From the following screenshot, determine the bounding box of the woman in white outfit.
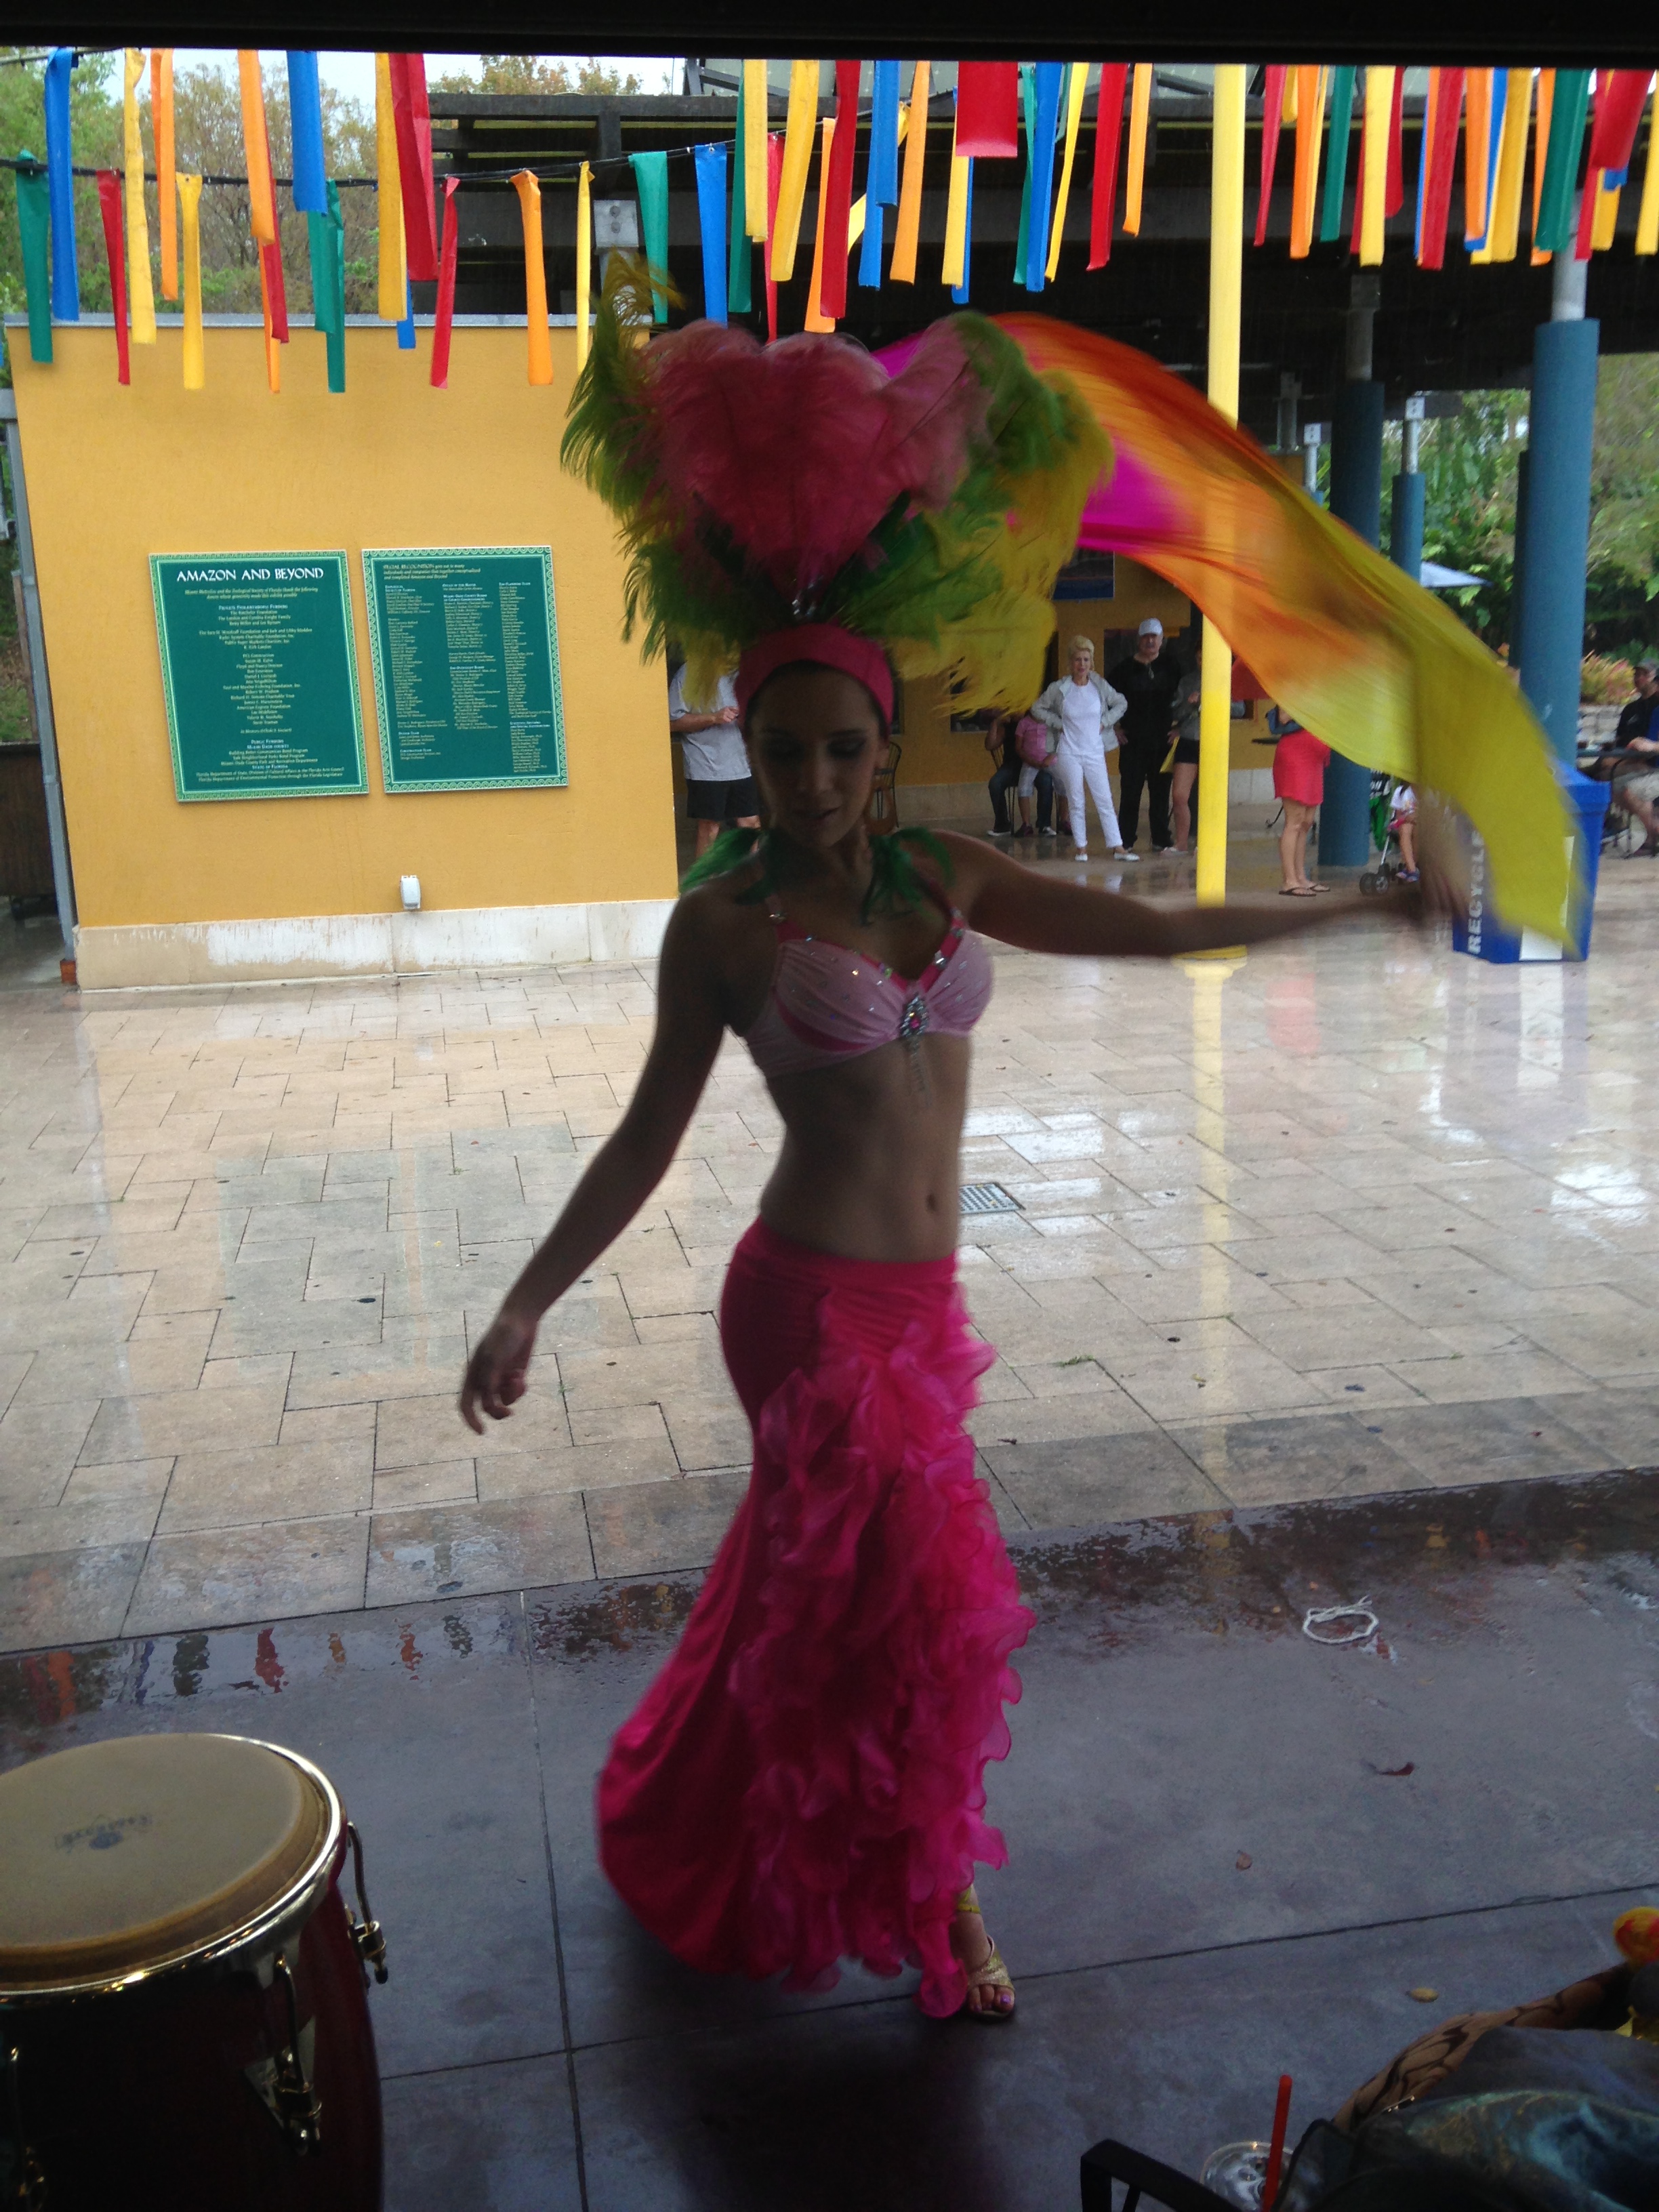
[1033,638,1134,861]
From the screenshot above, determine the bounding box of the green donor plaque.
[362,546,567,794]
[149,552,367,802]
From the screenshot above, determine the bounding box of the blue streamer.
[397,275,415,350]
[44,47,78,321]
[286,53,328,212]
[951,159,975,306]
[1471,71,1508,251]
[858,199,885,287]
[1025,62,1063,291]
[695,140,729,324]
[868,59,901,204]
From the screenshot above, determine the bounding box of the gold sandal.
[954,1889,1016,2023]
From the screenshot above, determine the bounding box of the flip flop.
[1279,886,1317,897]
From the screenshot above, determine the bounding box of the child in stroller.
[1359,778,1418,893]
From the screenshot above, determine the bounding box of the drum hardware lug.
[0,2047,46,2211]
[266,1952,322,2155]
[346,1822,389,1984]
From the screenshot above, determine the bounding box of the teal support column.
[1322,374,1385,864]
[1517,266,1598,760]
[1389,396,1425,578]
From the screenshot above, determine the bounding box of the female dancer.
[459,269,1427,2023]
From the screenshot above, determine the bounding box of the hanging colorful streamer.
[1484,69,1532,262]
[178,173,203,388]
[1358,68,1393,264]
[1089,62,1128,267]
[890,60,930,283]
[1021,62,1063,291]
[374,55,405,320]
[630,150,670,323]
[258,246,281,392]
[1385,67,1405,216]
[1046,60,1088,279]
[512,171,553,384]
[1418,67,1465,269]
[152,49,177,302]
[14,159,51,364]
[94,171,129,386]
[238,52,276,244]
[389,54,438,281]
[1289,64,1324,258]
[123,50,156,344]
[742,58,769,239]
[287,52,328,213]
[1589,67,1650,181]
[261,224,289,345]
[804,117,836,331]
[860,58,901,288]
[818,61,860,321]
[430,177,459,387]
[729,73,752,314]
[44,48,79,321]
[942,98,970,289]
[771,58,819,283]
[576,161,593,367]
[952,159,976,306]
[1536,68,1591,252]
[1123,62,1153,234]
[1012,66,1037,289]
[307,181,347,392]
[1318,66,1355,243]
[1532,70,1555,260]
[694,140,729,323]
[1000,315,1576,945]
[955,62,1018,157]
[1254,64,1286,247]
[764,131,782,342]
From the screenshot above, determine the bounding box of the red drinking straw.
[1263,2074,1293,2207]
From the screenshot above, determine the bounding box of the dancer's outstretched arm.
[459,898,726,1431]
[937,830,1446,960]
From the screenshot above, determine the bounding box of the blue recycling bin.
[1454,763,1607,964]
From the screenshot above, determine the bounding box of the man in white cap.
[1107,617,1184,853]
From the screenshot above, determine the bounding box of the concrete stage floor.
[3,1467,1655,2211]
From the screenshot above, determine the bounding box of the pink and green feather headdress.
[560,257,1108,716]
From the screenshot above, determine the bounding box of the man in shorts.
[668,666,760,857]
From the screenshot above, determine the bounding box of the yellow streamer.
[805,119,836,331]
[152,49,177,302]
[258,248,281,392]
[375,55,405,321]
[238,52,276,245]
[1638,88,1659,253]
[1124,63,1153,234]
[942,120,970,289]
[123,50,157,344]
[1046,60,1089,279]
[890,61,930,282]
[1486,68,1533,262]
[743,59,769,239]
[512,172,553,386]
[1532,70,1555,263]
[1283,68,1298,126]
[576,161,592,370]
[771,58,819,283]
[1359,66,1393,266]
[1593,170,1622,251]
[178,173,203,388]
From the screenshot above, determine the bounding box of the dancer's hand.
[459,1303,539,1433]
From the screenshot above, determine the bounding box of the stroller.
[1357,776,1409,896]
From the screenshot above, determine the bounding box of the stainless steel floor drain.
[960,1182,1022,1216]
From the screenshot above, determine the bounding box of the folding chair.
[1080,2139,1234,2211]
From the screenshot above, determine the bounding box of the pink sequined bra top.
[739,886,994,1082]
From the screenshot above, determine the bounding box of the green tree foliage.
[430,56,647,96]
[0,47,121,331]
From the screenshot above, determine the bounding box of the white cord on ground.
[1302,1596,1378,1646]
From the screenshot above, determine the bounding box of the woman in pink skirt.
[1270,704,1334,895]
[459,266,1420,2022]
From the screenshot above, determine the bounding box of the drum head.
[0,1734,334,1992]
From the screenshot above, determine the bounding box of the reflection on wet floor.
[3,1469,1655,2210]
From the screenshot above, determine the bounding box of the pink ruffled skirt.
[596,1218,1032,2017]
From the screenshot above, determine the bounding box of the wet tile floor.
[4,834,1659,1654]
[3,1468,1655,2210]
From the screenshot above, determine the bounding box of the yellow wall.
[12,325,675,930]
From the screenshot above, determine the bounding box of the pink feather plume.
[642,319,989,599]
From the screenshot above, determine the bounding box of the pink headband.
[735,624,895,725]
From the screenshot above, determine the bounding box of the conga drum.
[0,1734,388,2211]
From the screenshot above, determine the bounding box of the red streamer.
[1254,64,1286,247]
[1588,65,1650,178]
[430,176,459,388]
[955,61,1018,157]
[763,130,782,344]
[260,206,289,345]
[389,52,438,281]
[94,170,129,384]
[1418,67,1466,270]
[1088,63,1128,268]
[1386,68,1406,215]
[819,60,860,321]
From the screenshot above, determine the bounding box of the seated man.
[1613,661,1659,855]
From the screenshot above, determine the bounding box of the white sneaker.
[987,826,1012,838]
[1111,848,1141,862]
[1072,847,1088,859]
[1039,826,1057,837]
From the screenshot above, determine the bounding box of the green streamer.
[728,77,752,314]
[1535,68,1592,254]
[14,155,52,363]
[1014,65,1036,289]
[307,181,347,392]
[1319,67,1356,244]
[630,150,670,323]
